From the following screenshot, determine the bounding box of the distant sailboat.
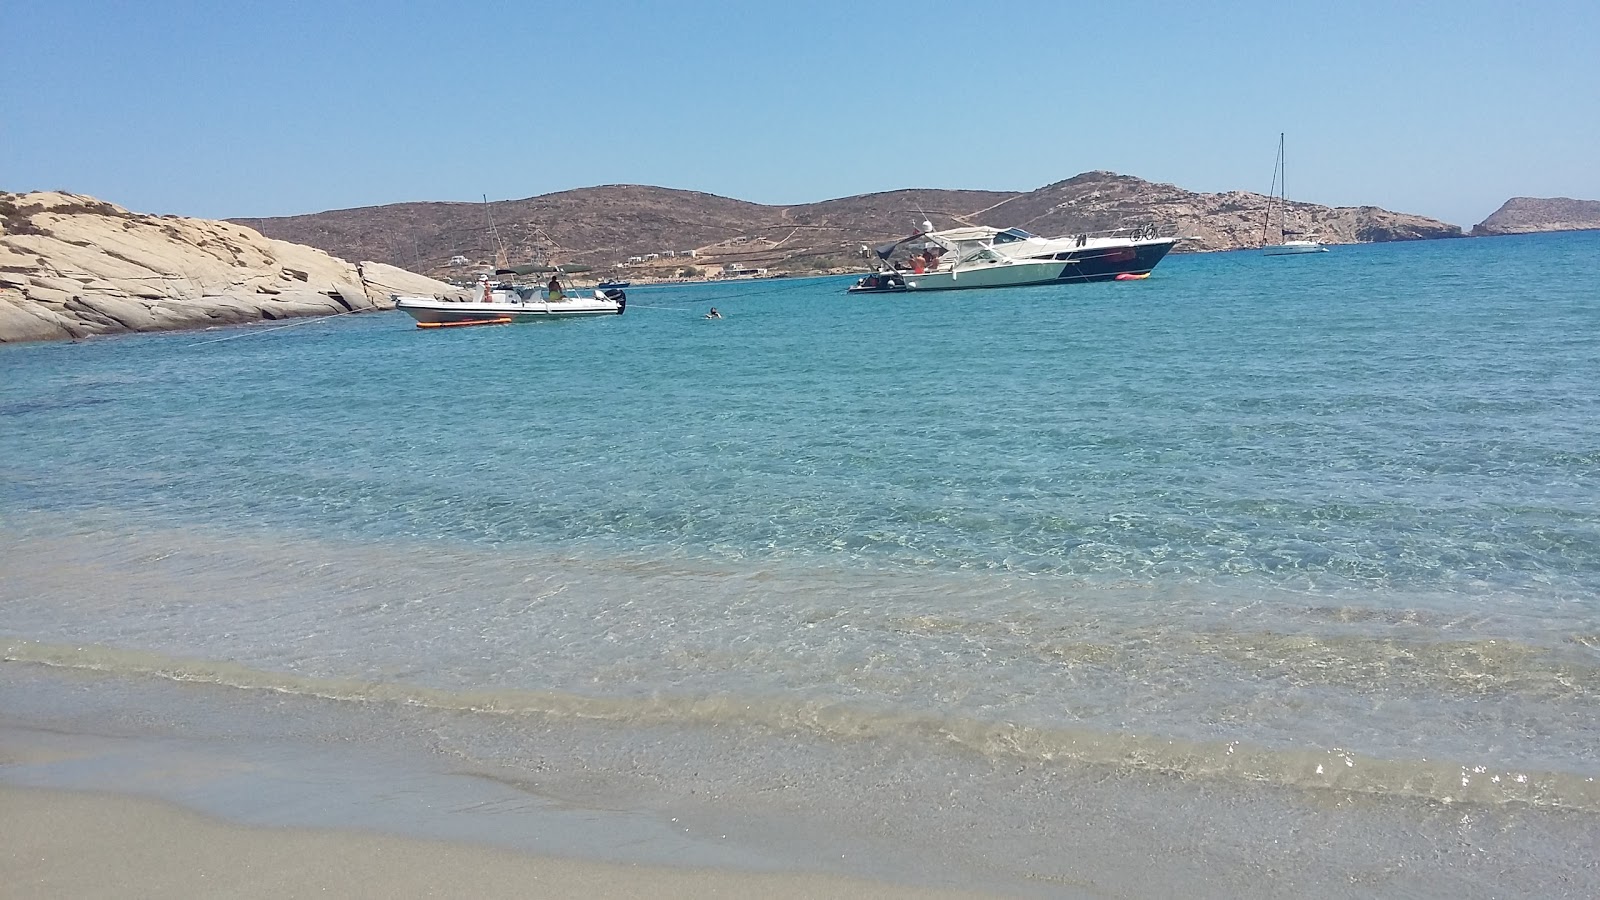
[1262,133,1328,255]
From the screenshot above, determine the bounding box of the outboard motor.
[602,288,626,314]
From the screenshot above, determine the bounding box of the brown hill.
[1472,197,1600,235]
[232,173,1463,279]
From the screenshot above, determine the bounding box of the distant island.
[1472,197,1600,236]
[232,172,1464,282]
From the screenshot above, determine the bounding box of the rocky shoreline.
[0,192,464,344]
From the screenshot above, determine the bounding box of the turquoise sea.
[3,231,1599,896]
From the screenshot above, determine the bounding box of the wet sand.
[1,785,994,899]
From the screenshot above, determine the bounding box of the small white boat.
[1263,239,1329,256]
[849,223,1181,293]
[1261,133,1328,255]
[394,281,625,326]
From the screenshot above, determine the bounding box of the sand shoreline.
[6,605,1600,898]
[0,784,994,899]
[3,647,1060,899]
[1,666,1028,899]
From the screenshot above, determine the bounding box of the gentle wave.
[8,638,1596,812]
[879,612,1600,699]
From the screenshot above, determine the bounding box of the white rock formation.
[0,192,467,342]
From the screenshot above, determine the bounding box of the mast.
[1280,133,1287,230]
[1261,132,1285,246]
[1278,133,1286,243]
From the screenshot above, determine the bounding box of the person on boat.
[922,248,939,270]
[705,307,722,319]
[546,275,564,302]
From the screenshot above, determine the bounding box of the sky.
[3,1,1597,228]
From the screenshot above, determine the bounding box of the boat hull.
[900,239,1177,291]
[394,295,624,325]
[1263,241,1328,255]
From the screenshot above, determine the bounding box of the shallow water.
[3,232,1599,894]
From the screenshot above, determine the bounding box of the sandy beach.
[1,784,994,899]
[0,662,1077,899]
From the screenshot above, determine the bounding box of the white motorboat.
[849,223,1181,293]
[394,280,625,327]
[1261,133,1328,255]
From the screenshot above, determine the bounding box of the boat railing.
[1055,223,1184,243]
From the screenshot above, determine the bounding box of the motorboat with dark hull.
[395,282,625,326]
[849,224,1182,293]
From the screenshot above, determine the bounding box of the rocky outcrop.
[1472,197,1600,236]
[0,192,465,343]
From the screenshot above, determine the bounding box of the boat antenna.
[483,194,510,270]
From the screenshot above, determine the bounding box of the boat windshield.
[993,228,1037,244]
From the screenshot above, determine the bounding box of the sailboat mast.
[1261,133,1286,246]
[1276,133,1288,242]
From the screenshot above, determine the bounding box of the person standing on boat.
[546,274,564,302]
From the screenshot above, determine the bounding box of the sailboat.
[1261,133,1328,255]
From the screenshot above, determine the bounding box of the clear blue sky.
[4,1,1596,227]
